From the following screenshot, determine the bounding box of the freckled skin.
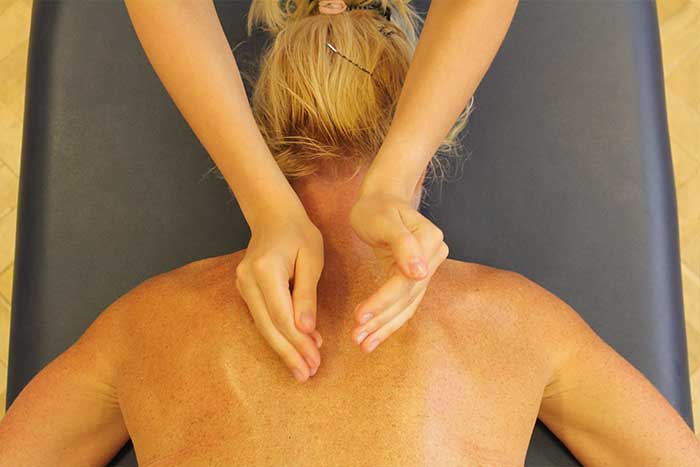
[3,164,698,466]
[2,248,698,466]
[114,253,555,466]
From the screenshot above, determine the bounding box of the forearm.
[124,0,303,227]
[363,0,519,199]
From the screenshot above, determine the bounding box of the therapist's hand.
[235,206,324,383]
[349,190,449,353]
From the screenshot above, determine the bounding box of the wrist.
[361,138,432,202]
[359,163,420,202]
[245,186,308,234]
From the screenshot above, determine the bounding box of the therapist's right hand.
[235,207,324,383]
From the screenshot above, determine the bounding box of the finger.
[355,241,449,324]
[236,274,311,382]
[353,238,444,325]
[397,208,445,278]
[352,279,423,346]
[380,208,428,280]
[408,213,446,261]
[361,287,428,353]
[291,246,323,333]
[352,241,448,344]
[255,264,322,371]
[353,272,415,324]
[311,329,323,349]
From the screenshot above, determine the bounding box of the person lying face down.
[2,1,700,465]
[1,155,699,466]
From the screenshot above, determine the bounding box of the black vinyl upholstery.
[6,1,691,465]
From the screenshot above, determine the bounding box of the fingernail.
[301,312,315,329]
[360,312,373,324]
[366,338,379,352]
[409,258,427,277]
[293,368,306,382]
[310,366,318,376]
[313,334,323,348]
[305,357,317,369]
[356,331,368,344]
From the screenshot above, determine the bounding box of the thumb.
[384,209,428,280]
[291,246,323,333]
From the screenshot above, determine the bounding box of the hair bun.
[247,1,403,37]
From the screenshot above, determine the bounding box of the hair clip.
[321,2,395,79]
[326,42,374,77]
[378,24,395,37]
[346,1,391,21]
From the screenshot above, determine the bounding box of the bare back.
[115,252,561,466]
[3,249,697,466]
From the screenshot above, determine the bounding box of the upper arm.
[0,296,131,466]
[536,291,700,466]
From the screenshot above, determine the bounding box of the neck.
[291,165,380,288]
[291,162,425,297]
[289,162,423,326]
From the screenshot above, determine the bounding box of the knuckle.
[268,305,291,329]
[276,314,302,340]
[251,257,272,275]
[235,263,248,281]
[397,230,415,247]
[432,226,444,244]
[441,241,450,259]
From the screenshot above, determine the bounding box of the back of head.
[245,0,471,184]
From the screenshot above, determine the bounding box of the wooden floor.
[0,0,698,437]
[658,0,700,432]
[0,0,29,419]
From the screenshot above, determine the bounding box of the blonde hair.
[243,0,472,185]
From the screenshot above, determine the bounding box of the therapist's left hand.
[348,190,449,353]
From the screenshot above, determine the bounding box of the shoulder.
[117,250,245,315]
[434,259,593,376]
[83,250,247,372]
[128,251,244,299]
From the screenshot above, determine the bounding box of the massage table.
[6,1,691,465]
